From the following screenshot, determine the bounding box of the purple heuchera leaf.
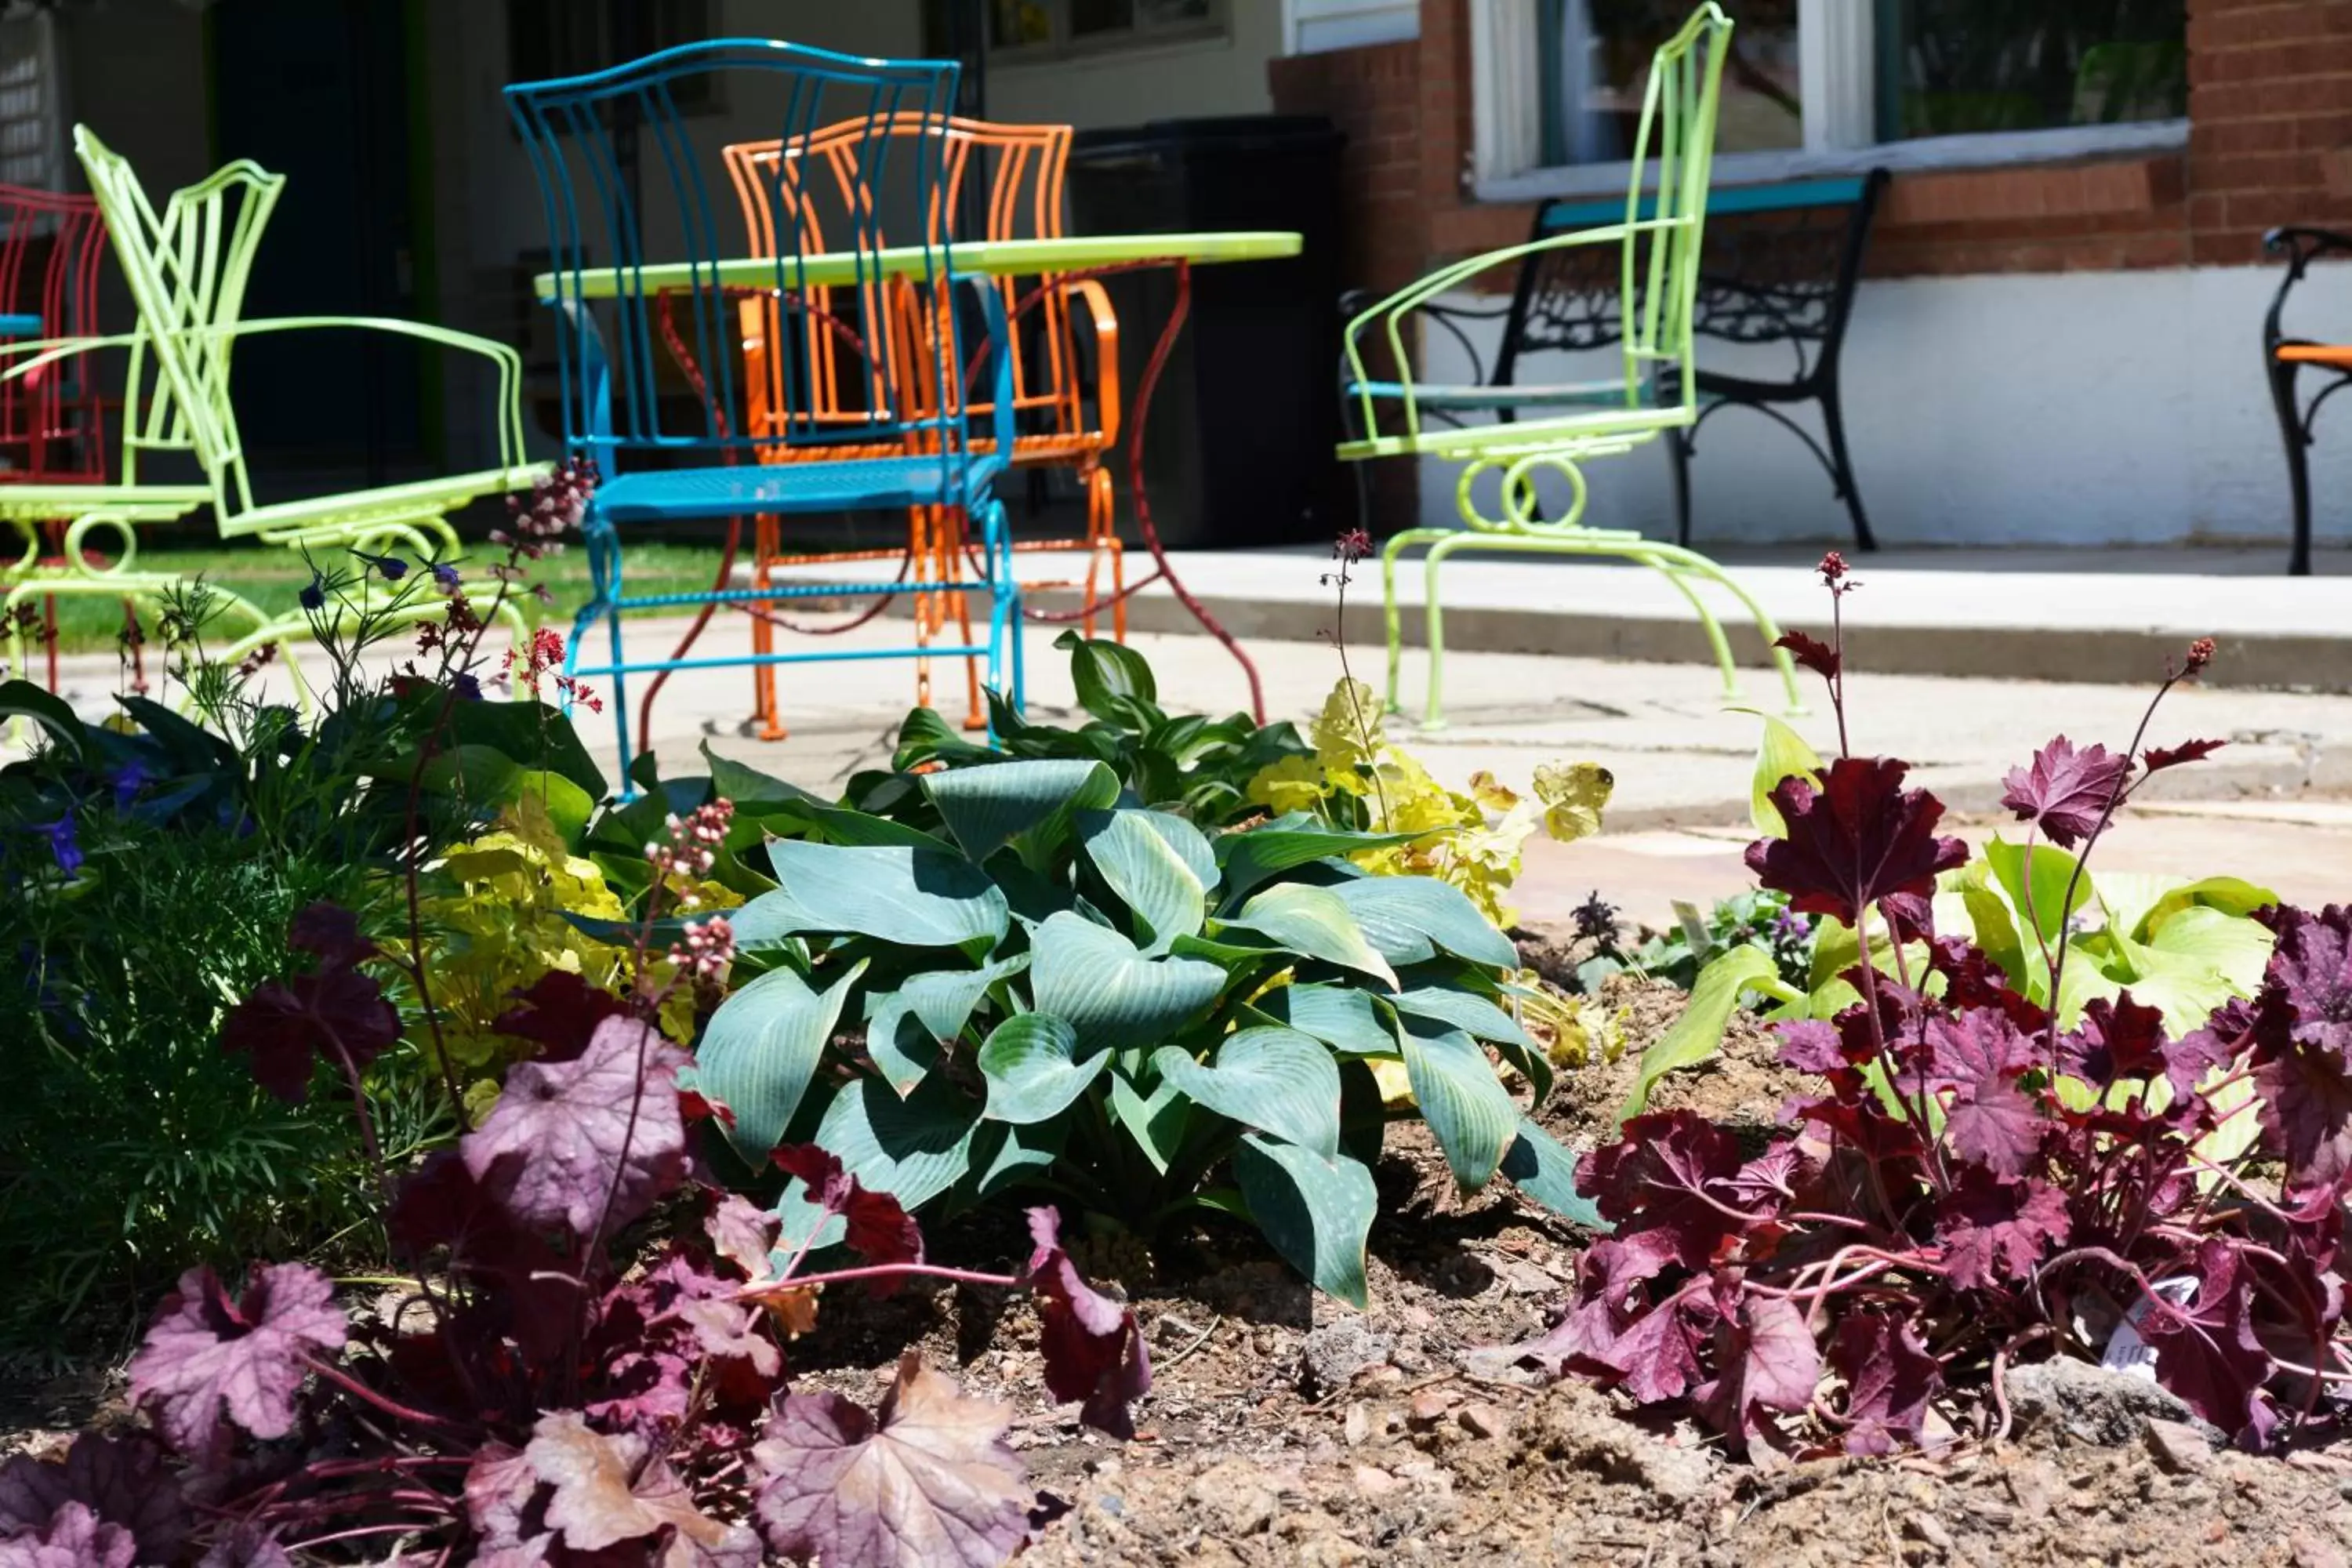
[705,1192,782,1281]
[0,1434,187,1563]
[521,1412,760,1566]
[194,1526,294,1568]
[461,1016,689,1241]
[752,1352,1030,1568]
[2258,904,2352,1065]
[1830,1312,1940,1455]
[2256,1045,2352,1192]
[1999,735,2129,848]
[772,1144,924,1295]
[1917,1011,2046,1180]
[1773,1019,1848,1074]
[1596,1288,1714,1405]
[1746,757,1967,927]
[1693,1287,1821,1449]
[1512,1232,1678,1377]
[1936,1168,2071,1289]
[1024,1207,1152,1439]
[218,969,400,1104]
[492,969,631,1064]
[1577,1110,1760,1269]
[0,1503,135,1568]
[2140,1240,2272,1437]
[127,1263,347,1461]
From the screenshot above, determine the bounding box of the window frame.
[1468,0,2188,204]
[931,0,1233,66]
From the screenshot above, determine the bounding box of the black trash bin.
[1066,115,1346,550]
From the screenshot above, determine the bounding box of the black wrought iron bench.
[2263,227,2352,576]
[1389,170,1891,551]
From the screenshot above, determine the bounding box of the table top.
[534,230,1301,302]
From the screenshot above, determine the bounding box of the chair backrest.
[0,183,111,483]
[1613,2,1732,409]
[724,115,1080,434]
[506,41,974,478]
[74,125,281,523]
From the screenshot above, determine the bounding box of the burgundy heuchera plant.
[1528,558,2350,1454]
[1,822,1146,1567]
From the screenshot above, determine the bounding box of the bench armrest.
[206,316,529,470]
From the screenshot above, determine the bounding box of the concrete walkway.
[23,601,2352,928]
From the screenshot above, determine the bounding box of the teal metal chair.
[1338,2,1800,728]
[506,40,1022,772]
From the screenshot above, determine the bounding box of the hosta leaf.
[1214,816,1415,900]
[1030,911,1227,1051]
[1080,808,1211,951]
[697,959,870,1158]
[699,740,825,808]
[978,1014,1108,1125]
[1232,1136,1377,1308]
[1945,860,2030,996]
[1396,1016,1519,1192]
[1749,714,1823,838]
[1985,837,2092,953]
[1621,946,1784,1122]
[814,1076,982,1211]
[962,1119,1068,1201]
[2142,876,2281,934]
[1056,628,1158,720]
[864,956,1029,1096]
[923,758,1118,863]
[1223,883,1398,989]
[1107,1069,1189,1175]
[1152,1025,1341,1158]
[1261,983,1397,1058]
[750,798,953,851]
[1328,875,1518,971]
[1497,1119,1608,1229]
[1391,987,1537,1051]
[753,841,1008,951]
[2096,909,2274,1035]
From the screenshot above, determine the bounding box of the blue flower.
[451,671,484,702]
[430,561,462,591]
[107,757,150,810]
[299,575,327,613]
[35,815,81,877]
[354,550,409,583]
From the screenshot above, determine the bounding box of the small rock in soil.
[2143,1418,2212,1474]
[1189,1459,1279,1536]
[2003,1359,2224,1448]
[1456,1403,1510,1440]
[1407,1388,1457,1430]
[1298,1319,1394,1399]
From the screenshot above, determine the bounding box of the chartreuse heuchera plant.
[1533,556,2352,1454]
[682,728,1595,1308]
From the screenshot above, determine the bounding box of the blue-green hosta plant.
[679,752,1594,1306]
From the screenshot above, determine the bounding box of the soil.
[10,930,2352,1565]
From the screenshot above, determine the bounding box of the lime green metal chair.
[0,128,548,687]
[1338,2,1799,728]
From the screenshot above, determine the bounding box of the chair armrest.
[0,331,145,385]
[959,276,1017,464]
[1058,276,1120,448]
[1343,219,1680,451]
[206,316,529,470]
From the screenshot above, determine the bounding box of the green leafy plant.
[671,750,1592,1306]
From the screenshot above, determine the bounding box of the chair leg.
[1818,383,1877,554]
[1665,428,1694,550]
[751,513,786,742]
[2270,358,2315,578]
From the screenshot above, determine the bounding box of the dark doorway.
[211,0,424,487]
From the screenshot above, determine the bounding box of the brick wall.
[1272,0,2352,292]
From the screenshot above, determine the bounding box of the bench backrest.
[1498,169,1888,383]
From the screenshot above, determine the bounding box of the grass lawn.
[34,543,734,655]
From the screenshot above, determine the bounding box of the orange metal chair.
[723,114,1122,737]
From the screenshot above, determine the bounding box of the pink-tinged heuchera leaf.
[1693,1289,1821,1448]
[1830,1312,1940,1455]
[1595,1287,1714,1406]
[461,1016,690,1241]
[1931,938,2051,1033]
[751,1352,1031,1568]
[127,1263,347,1461]
[1915,1011,2046,1180]
[1024,1207,1152,1439]
[1745,757,1967,927]
[218,968,400,1104]
[492,969,632,1063]
[2257,905,2352,1065]
[0,1502,135,1568]
[2140,1240,2272,1436]
[2060,993,2170,1092]
[0,1435,187,1565]
[520,1412,760,1566]
[1773,1019,1849,1074]
[1999,735,2129,848]
[706,1192,782,1281]
[1774,630,1840,681]
[2142,738,2226,775]
[194,1526,294,1568]
[1935,1168,2071,1289]
[2256,1045,2352,1190]
[1577,1111,1760,1269]
[1512,1233,1678,1375]
[772,1145,924,1294]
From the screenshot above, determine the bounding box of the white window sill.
[1472,119,2188,205]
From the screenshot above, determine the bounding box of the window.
[1485,0,2187,191]
[920,0,1228,61]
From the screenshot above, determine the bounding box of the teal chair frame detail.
[1338,3,1800,728]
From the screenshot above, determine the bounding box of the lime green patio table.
[534,230,1302,723]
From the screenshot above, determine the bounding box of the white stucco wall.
[1410,264,2352,550]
